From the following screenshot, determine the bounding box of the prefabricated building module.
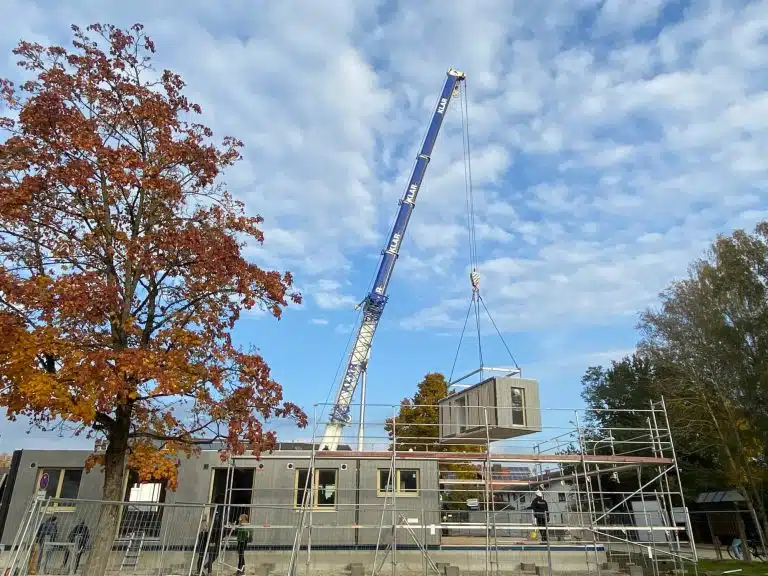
[438,376,542,444]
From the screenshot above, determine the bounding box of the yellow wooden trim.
[208,467,217,504]
[293,468,338,511]
[376,468,393,497]
[37,468,82,510]
[376,468,420,498]
[397,469,420,497]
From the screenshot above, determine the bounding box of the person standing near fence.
[236,513,252,575]
[33,515,58,574]
[204,507,224,575]
[195,516,210,575]
[61,519,90,571]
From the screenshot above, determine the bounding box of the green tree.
[385,372,447,451]
[385,373,483,511]
[639,223,768,538]
[579,354,726,495]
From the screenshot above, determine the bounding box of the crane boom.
[321,68,466,450]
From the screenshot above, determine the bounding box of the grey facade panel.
[1,450,102,546]
[0,450,441,548]
[494,377,541,431]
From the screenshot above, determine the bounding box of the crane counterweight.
[320,69,466,451]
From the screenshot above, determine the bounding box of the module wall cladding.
[0,450,442,548]
[438,377,542,442]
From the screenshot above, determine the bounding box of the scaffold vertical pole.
[372,436,397,576]
[649,402,682,574]
[392,405,398,576]
[483,407,500,576]
[306,409,320,576]
[289,405,320,576]
[570,440,591,575]
[646,419,666,576]
[660,396,701,564]
[575,411,601,576]
[637,465,659,576]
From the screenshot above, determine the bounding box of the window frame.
[376,469,420,498]
[510,387,526,427]
[455,396,467,433]
[208,467,255,524]
[37,468,82,511]
[117,470,168,539]
[294,468,338,511]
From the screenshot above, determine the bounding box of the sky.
[1,0,767,451]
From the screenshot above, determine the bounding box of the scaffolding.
[210,397,700,576]
[0,400,699,576]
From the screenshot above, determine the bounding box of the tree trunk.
[85,412,130,575]
[703,396,768,553]
[740,487,768,555]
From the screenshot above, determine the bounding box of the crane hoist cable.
[448,78,519,384]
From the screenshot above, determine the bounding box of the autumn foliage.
[0,23,306,499]
[386,373,483,510]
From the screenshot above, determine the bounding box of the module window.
[295,468,337,510]
[377,469,420,497]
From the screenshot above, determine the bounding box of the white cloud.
[1,0,767,338]
[335,323,355,335]
[310,318,329,326]
[310,279,359,310]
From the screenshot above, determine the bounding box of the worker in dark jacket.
[528,490,550,542]
[61,520,89,571]
[35,515,58,572]
[195,517,210,575]
[204,507,224,574]
[195,509,224,575]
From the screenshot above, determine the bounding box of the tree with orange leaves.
[0,23,307,573]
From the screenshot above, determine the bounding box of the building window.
[558,492,567,503]
[120,470,166,538]
[511,388,525,426]
[210,468,254,523]
[295,469,337,510]
[37,469,82,509]
[377,469,420,497]
[519,495,526,504]
[378,469,393,495]
[399,470,419,494]
[456,396,467,433]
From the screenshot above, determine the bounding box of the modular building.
[0,446,441,550]
[438,376,542,443]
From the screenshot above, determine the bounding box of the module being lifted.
[438,376,542,444]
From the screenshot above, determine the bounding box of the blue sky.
[1,0,768,451]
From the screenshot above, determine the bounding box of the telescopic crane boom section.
[321,68,466,451]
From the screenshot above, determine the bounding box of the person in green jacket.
[236,513,252,575]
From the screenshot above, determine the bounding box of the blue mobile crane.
[320,68,466,451]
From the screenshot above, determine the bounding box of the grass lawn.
[693,559,768,575]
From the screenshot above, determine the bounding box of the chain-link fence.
[3,497,219,575]
[1,495,701,576]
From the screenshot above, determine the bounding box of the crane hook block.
[470,270,480,291]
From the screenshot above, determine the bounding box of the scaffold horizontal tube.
[312,450,674,465]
